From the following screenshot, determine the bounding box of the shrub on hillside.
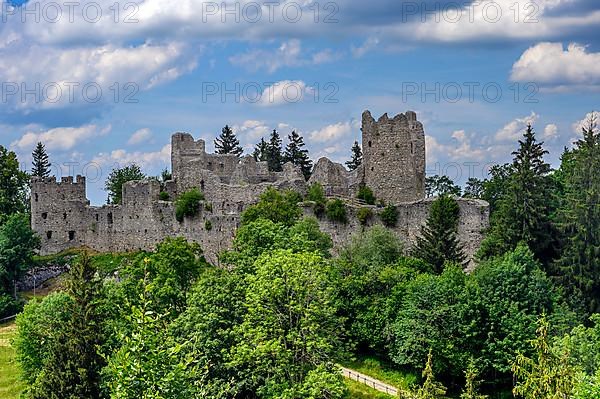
[326,199,347,223]
[357,185,376,205]
[175,188,204,222]
[357,207,373,226]
[380,205,399,227]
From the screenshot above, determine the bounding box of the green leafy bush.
[380,205,399,227]
[205,219,212,231]
[175,188,204,222]
[357,207,373,225]
[204,202,213,212]
[357,185,376,205]
[326,199,347,223]
[159,191,170,201]
[241,187,302,227]
[307,183,326,216]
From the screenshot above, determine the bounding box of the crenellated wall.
[31,110,489,266]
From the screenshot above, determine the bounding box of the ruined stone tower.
[361,110,426,203]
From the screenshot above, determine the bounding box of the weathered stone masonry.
[31,110,489,267]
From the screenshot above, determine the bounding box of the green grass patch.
[0,322,24,399]
[345,378,394,399]
[90,252,139,274]
[342,355,417,391]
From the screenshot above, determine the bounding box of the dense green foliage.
[413,195,466,273]
[105,164,146,205]
[326,198,347,223]
[27,253,105,399]
[478,124,556,266]
[357,185,376,205]
[214,125,243,156]
[380,204,398,227]
[306,182,327,215]
[175,188,204,222]
[554,117,600,315]
[0,214,40,300]
[0,145,29,220]
[357,207,373,225]
[31,142,51,178]
[241,187,302,226]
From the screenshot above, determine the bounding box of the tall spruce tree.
[413,195,466,273]
[478,124,556,266]
[253,138,269,162]
[345,141,362,171]
[266,129,283,172]
[555,115,600,315]
[283,130,313,180]
[30,253,105,399]
[214,125,243,156]
[31,142,51,178]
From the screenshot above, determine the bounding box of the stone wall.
[362,110,426,203]
[31,110,490,267]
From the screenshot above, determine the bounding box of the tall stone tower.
[361,110,426,203]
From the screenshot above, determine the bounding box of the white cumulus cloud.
[128,128,153,145]
[495,112,539,142]
[11,124,112,151]
[308,121,354,143]
[511,42,600,90]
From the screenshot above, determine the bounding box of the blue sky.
[1,0,599,204]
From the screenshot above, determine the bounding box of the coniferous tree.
[31,142,51,178]
[345,141,362,171]
[512,315,577,399]
[417,350,447,399]
[266,129,283,172]
[461,358,487,399]
[413,195,466,273]
[555,115,600,315]
[478,124,556,266]
[253,138,269,162]
[30,253,105,399]
[214,125,243,156]
[283,130,313,180]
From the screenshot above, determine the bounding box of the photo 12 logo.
[401,81,539,104]
[201,81,339,104]
[1,1,339,24]
[1,1,140,23]
[1,81,140,105]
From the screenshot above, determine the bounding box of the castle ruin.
[31,110,489,267]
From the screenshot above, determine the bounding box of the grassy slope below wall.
[0,322,23,399]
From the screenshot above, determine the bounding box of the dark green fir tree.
[214,125,243,156]
[283,130,313,180]
[413,195,466,273]
[31,142,51,178]
[345,141,362,171]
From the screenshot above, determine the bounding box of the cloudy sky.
[1,0,599,204]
